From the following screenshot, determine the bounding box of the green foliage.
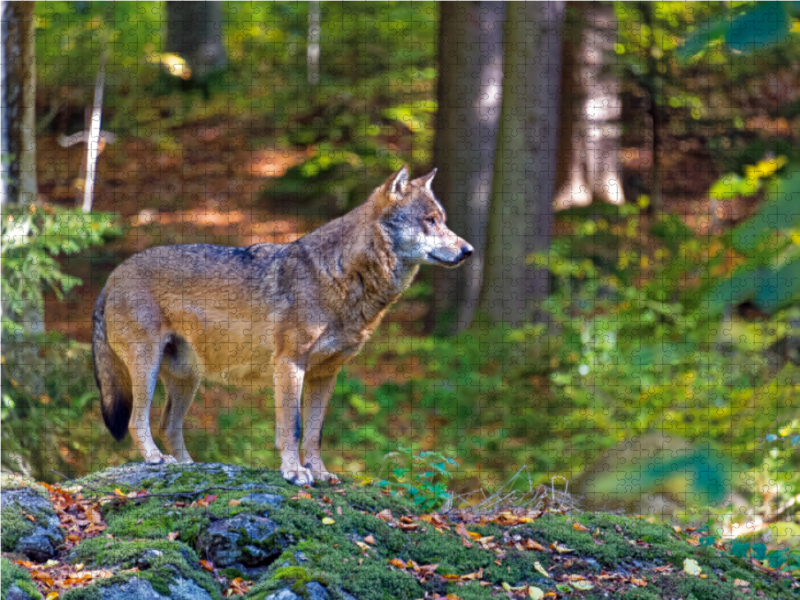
[679,2,797,61]
[1,206,122,479]
[377,446,458,512]
[1,206,122,326]
[704,162,800,315]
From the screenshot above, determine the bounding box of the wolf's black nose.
[460,244,474,260]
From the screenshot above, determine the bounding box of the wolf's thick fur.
[92,167,472,484]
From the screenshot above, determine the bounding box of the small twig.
[51,469,280,500]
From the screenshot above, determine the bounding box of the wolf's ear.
[382,165,409,198]
[411,168,437,192]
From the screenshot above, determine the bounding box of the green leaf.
[678,13,729,62]
[751,543,767,560]
[700,536,717,547]
[726,2,791,53]
[731,542,751,558]
[755,257,800,313]
[731,168,800,253]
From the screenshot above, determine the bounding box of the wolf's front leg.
[302,371,338,482]
[274,358,313,485]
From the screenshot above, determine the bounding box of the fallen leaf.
[534,561,550,578]
[355,541,370,552]
[229,499,242,506]
[46,593,59,600]
[389,558,406,569]
[529,586,544,600]
[683,558,702,576]
[364,534,376,545]
[631,577,647,586]
[31,570,54,587]
[322,517,336,525]
[734,579,750,587]
[572,522,589,532]
[200,560,215,572]
[526,539,547,551]
[551,542,573,554]
[167,531,179,541]
[571,581,594,591]
[376,509,393,522]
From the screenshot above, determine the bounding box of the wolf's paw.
[305,463,339,484]
[281,465,315,486]
[145,453,178,465]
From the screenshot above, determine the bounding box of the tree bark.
[307,1,321,86]
[1,0,37,206]
[428,1,505,335]
[553,2,624,210]
[165,1,227,80]
[481,1,565,327]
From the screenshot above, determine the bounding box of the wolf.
[92,166,473,485]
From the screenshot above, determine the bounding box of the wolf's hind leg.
[302,371,338,482]
[127,349,176,464]
[159,371,200,464]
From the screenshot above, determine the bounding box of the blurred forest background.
[5,0,800,562]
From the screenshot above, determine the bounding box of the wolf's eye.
[425,217,436,227]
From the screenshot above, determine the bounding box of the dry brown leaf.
[200,559,215,572]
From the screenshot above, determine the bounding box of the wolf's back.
[92,285,132,441]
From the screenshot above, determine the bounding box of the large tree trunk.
[165,1,227,80]
[480,2,564,327]
[1,0,45,449]
[553,2,624,210]
[1,0,37,206]
[427,1,505,335]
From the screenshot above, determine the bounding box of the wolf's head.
[374,166,473,268]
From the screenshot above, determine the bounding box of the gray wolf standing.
[93,166,473,485]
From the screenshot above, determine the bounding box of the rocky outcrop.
[1,463,797,600]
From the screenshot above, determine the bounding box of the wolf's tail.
[92,286,132,441]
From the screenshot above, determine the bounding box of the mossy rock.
[6,463,795,600]
[0,483,63,562]
[1,558,43,600]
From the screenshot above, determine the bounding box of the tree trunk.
[307,1,321,86]
[165,1,227,80]
[1,0,37,206]
[1,0,45,428]
[481,1,565,327]
[553,2,624,210]
[427,1,505,335]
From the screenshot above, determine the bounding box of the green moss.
[1,558,43,600]
[100,497,211,544]
[0,487,57,552]
[61,585,102,600]
[1,505,37,552]
[70,537,221,599]
[59,465,798,600]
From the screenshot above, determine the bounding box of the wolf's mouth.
[428,252,463,266]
